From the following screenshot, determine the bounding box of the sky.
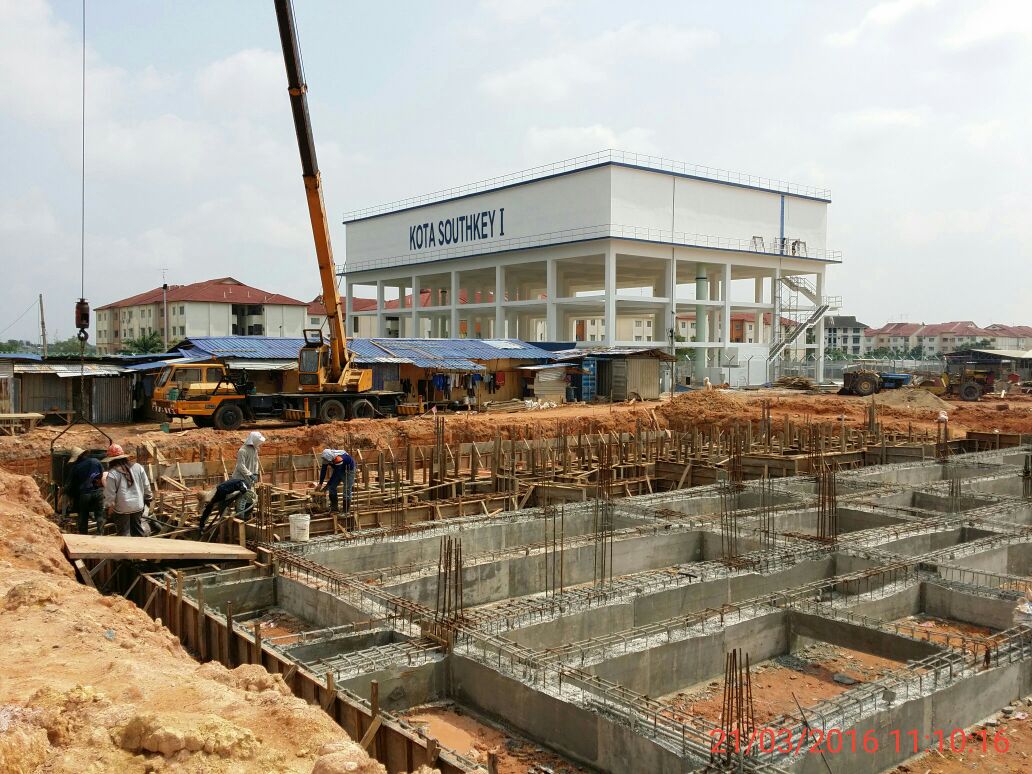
[1,0,1030,343]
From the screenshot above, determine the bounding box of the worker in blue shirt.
[64,446,105,534]
[316,449,356,513]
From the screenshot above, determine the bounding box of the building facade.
[861,320,1032,357]
[824,315,869,357]
[340,151,841,384]
[95,277,307,354]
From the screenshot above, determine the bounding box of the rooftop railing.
[342,149,832,222]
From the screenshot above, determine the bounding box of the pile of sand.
[657,390,748,428]
[0,470,423,774]
[872,388,953,412]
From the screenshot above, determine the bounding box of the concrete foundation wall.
[922,584,1015,631]
[199,577,276,616]
[586,611,788,696]
[794,661,1032,774]
[386,532,701,608]
[275,576,372,628]
[789,611,942,663]
[337,658,447,713]
[311,510,649,575]
[450,654,688,773]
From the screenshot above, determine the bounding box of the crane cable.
[78,0,87,419]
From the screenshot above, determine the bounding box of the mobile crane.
[151,0,400,430]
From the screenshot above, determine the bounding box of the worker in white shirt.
[230,431,265,516]
[103,444,153,537]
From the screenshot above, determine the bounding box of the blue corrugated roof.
[172,336,554,371]
[174,337,305,359]
[0,352,43,361]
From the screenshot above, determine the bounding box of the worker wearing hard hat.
[316,449,356,513]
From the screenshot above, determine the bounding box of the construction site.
[5,1,1032,772]
[4,388,1032,773]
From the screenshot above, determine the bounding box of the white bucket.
[289,513,311,543]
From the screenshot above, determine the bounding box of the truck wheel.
[854,375,878,396]
[959,382,982,402]
[213,403,244,431]
[350,399,375,419]
[318,399,346,422]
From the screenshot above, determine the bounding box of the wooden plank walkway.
[63,534,254,562]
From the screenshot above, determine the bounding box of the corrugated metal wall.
[0,363,11,413]
[533,368,566,402]
[91,377,132,423]
[18,374,71,415]
[625,358,660,400]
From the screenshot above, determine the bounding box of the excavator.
[151,0,399,430]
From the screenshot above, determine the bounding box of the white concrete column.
[815,271,826,382]
[450,270,460,338]
[545,257,557,340]
[495,265,505,338]
[604,246,616,345]
[693,263,708,382]
[721,263,732,353]
[376,280,385,337]
[754,275,764,344]
[410,274,418,338]
[344,282,354,340]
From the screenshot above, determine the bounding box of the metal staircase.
[767,275,839,366]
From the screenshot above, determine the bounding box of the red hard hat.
[106,443,125,458]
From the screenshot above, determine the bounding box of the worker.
[196,478,251,533]
[103,444,152,537]
[230,431,265,515]
[316,448,356,513]
[64,446,105,535]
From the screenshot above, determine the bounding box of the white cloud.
[825,0,938,47]
[524,125,657,162]
[960,119,1006,150]
[833,107,926,130]
[941,0,1032,50]
[196,48,283,117]
[481,21,718,102]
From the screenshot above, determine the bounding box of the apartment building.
[824,315,869,356]
[862,320,1032,356]
[95,277,307,354]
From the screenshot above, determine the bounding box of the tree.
[120,331,164,354]
[951,338,994,353]
[0,339,35,353]
[48,337,97,355]
[907,344,925,359]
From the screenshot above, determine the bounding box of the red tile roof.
[97,277,305,310]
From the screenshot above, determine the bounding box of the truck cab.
[152,362,246,428]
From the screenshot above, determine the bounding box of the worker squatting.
[409,207,505,250]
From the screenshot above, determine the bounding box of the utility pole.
[162,268,169,351]
[38,293,48,357]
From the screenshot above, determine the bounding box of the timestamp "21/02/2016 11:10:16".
[709,726,1011,756]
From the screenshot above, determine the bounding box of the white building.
[824,315,869,357]
[95,277,307,354]
[341,151,840,383]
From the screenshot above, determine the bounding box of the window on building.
[179,326,185,336]
[589,334,596,341]
[634,335,642,341]
[645,320,652,328]
[310,317,320,325]
[179,305,184,315]
[635,320,643,328]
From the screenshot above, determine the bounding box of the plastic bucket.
[288,513,311,542]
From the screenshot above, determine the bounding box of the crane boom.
[273,0,352,384]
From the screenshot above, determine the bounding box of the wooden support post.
[370,680,379,718]
[323,671,337,711]
[252,620,262,665]
[195,580,206,661]
[175,571,184,639]
[224,602,234,668]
